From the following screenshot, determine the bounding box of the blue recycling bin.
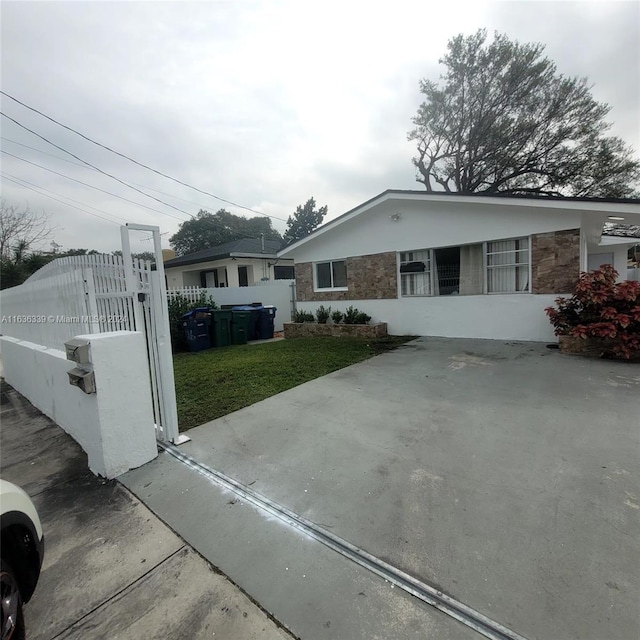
[231,305,261,341]
[257,306,276,339]
[181,308,212,352]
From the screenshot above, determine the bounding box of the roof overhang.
[582,211,640,246]
[164,254,231,268]
[164,251,290,269]
[229,252,280,259]
[278,189,640,257]
[598,235,640,247]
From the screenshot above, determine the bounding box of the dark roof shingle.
[165,238,284,268]
[602,223,640,239]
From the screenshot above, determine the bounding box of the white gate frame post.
[120,226,144,330]
[122,224,185,445]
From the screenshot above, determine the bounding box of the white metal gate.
[22,225,181,443]
[121,224,180,443]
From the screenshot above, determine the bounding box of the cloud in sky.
[1,0,638,254]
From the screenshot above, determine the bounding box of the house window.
[274,265,295,280]
[399,237,529,297]
[486,238,529,293]
[400,250,432,296]
[315,260,347,290]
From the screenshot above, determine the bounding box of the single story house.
[278,190,640,341]
[164,238,295,288]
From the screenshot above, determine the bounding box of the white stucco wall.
[297,294,561,342]
[285,199,582,263]
[204,281,295,330]
[166,257,293,288]
[0,331,157,478]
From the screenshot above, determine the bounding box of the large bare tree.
[0,199,53,261]
[408,30,640,198]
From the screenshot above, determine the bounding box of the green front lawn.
[173,336,412,430]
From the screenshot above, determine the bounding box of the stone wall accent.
[531,229,580,294]
[294,262,315,301]
[295,252,397,302]
[284,322,388,339]
[558,335,614,357]
[558,335,640,361]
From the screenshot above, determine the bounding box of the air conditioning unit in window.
[400,261,426,273]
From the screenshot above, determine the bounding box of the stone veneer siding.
[295,252,397,302]
[531,229,580,294]
[284,322,388,339]
[296,231,580,301]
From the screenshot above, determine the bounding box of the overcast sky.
[1,0,638,255]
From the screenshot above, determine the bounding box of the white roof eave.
[277,191,640,257]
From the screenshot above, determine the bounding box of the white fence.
[1,269,95,349]
[168,280,296,331]
[1,245,178,444]
[1,255,153,349]
[167,285,208,305]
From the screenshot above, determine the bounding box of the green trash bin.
[231,310,250,345]
[211,310,232,347]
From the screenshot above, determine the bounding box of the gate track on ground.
[160,442,528,640]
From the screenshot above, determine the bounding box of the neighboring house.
[164,238,295,288]
[278,190,640,341]
[599,223,640,280]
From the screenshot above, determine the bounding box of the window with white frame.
[486,238,529,293]
[399,237,530,297]
[399,250,432,296]
[315,260,347,289]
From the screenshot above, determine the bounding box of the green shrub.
[315,305,331,324]
[331,310,343,324]
[294,310,316,323]
[343,306,371,325]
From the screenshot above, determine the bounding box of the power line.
[2,136,88,169]
[0,169,130,224]
[2,173,157,254]
[1,149,284,243]
[2,169,281,251]
[1,149,187,222]
[0,91,288,222]
[1,136,264,215]
[0,111,194,220]
[1,172,122,226]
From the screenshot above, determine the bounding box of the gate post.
[121,224,183,444]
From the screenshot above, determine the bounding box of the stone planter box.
[558,335,640,361]
[284,322,388,339]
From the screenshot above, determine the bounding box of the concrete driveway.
[123,338,639,640]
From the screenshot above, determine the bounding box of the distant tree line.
[169,198,327,256]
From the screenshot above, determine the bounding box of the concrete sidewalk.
[0,380,293,640]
